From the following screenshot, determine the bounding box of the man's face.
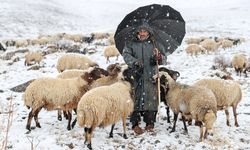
[138,29,149,41]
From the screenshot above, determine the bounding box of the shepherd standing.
[122,23,166,135]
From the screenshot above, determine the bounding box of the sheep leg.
[225,109,230,126]
[63,111,69,120]
[73,108,77,115]
[235,68,239,76]
[188,118,192,125]
[84,127,93,150]
[243,69,248,77]
[84,128,88,145]
[109,124,115,138]
[71,118,77,129]
[170,113,178,133]
[26,109,35,131]
[181,115,188,134]
[232,105,239,127]
[67,110,72,130]
[199,124,204,142]
[166,106,171,123]
[204,129,208,139]
[122,116,128,139]
[106,57,109,64]
[34,107,42,128]
[58,110,62,121]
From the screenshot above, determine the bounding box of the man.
[122,23,166,135]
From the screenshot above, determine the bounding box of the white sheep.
[90,63,121,89]
[23,67,108,131]
[103,45,120,63]
[158,67,180,123]
[185,37,201,44]
[57,64,121,121]
[231,53,248,77]
[63,33,84,43]
[57,69,86,120]
[157,72,217,142]
[200,39,220,53]
[194,78,242,127]
[185,44,206,56]
[15,39,29,48]
[57,69,85,79]
[75,67,134,149]
[221,39,234,49]
[91,32,110,40]
[108,33,115,45]
[29,39,41,46]
[56,53,98,72]
[24,52,43,66]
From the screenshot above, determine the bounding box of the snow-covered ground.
[0,0,250,149]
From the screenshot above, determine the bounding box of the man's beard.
[138,35,149,41]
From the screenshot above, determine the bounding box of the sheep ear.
[81,72,93,83]
[90,68,108,80]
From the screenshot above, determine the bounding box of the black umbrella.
[114,4,185,55]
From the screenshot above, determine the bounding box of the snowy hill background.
[0,0,250,150]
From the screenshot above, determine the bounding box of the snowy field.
[0,0,250,149]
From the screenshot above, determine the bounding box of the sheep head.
[81,67,109,83]
[121,67,135,85]
[106,63,121,76]
[159,67,180,81]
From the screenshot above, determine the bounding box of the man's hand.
[150,52,162,66]
[133,61,143,73]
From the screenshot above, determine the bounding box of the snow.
[1,0,250,149]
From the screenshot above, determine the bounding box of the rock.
[66,143,74,149]
[12,56,20,62]
[66,45,82,53]
[27,65,41,70]
[10,79,35,92]
[42,47,58,55]
[15,49,29,54]
[0,51,15,60]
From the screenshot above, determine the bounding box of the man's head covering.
[136,20,153,35]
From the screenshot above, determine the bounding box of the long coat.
[122,37,166,111]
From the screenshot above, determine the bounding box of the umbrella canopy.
[114,4,185,55]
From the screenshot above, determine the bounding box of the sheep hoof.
[123,134,128,139]
[87,144,92,150]
[67,126,71,130]
[235,123,239,127]
[36,123,41,128]
[71,120,77,129]
[84,140,88,145]
[183,131,188,135]
[170,129,175,133]
[109,133,113,138]
[26,125,31,131]
[58,116,62,121]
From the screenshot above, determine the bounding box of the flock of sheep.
[0,32,248,149]
[185,36,249,77]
